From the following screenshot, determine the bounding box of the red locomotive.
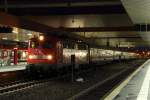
[27,34,89,74]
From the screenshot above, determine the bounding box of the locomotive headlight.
[29,55,33,59]
[47,55,52,60]
[39,35,44,41]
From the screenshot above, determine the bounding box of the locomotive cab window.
[30,41,39,48]
[42,42,53,49]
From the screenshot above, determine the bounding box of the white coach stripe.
[137,61,150,100]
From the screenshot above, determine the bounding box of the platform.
[104,59,150,100]
[0,63,26,72]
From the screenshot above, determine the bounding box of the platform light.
[39,35,44,41]
[143,51,145,54]
[12,27,18,34]
[14,47,18,50]
[2,37,7,40]
[47,55,52,60]
[27,33,32,36]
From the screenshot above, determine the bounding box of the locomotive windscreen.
[42,42,53,49]
[29,40,53,49]
[30,41,39,48]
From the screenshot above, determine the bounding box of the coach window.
[78,44,87,50]
[68,43,74,49]
[63,42,69,48]
[3,51,7,57]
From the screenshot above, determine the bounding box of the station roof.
[0,0,124,15]
[0,0,149,52]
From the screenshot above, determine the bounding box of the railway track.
[0,60,142,96]
[0,66,94,95]
[0,78,32,87]
[0,79,45,95]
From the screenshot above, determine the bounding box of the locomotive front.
[27,35,59,74]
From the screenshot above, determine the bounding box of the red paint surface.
[14,48,18,65]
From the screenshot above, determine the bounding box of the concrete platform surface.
[0,63,26,72]
[113,59,150,100]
